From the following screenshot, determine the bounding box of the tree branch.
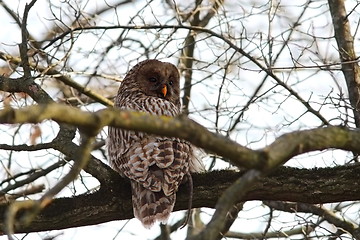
[187,170,261,240]
[5,133,96,237]
[18,0,37,78]
[0,104,360,170]
[0,160,66,194]
[179,0,224,115]
[3,165,360,233]
[328,0,360,127]
[39,23,330,125]
[264,201,360,238]
[0,103,359,235]
[0,52,114,107]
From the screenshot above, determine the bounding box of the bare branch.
[264,201,360,238]
[0,52,114,107]
[225,225,314,239]
[18,0,37,78]
[3,164,360,233]
[0,160,67,194]
[1,1,360,238]
[5,133,96,237]
[1,104,360,170]
[328,0,360,127]
[41,24,330,125]
[187,170,261,240]
[180,0,224,115]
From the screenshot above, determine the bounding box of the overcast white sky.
[0,0,359,239]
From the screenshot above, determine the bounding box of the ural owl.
[107,59,203,228]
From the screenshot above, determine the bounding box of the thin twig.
[45,23,330,124]
[0,51,114,107]
[1,160,67,195]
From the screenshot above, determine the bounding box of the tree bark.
[3,164,360,234]
[328,0,360,126]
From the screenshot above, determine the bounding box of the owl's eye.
[168,80,173,86]
[148,77,157,83]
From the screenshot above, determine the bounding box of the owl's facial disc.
[135,60,180,104]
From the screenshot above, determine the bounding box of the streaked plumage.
[107,59,203,228]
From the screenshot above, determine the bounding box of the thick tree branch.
[0,104,257,169]
[5,134,96,237]
[3,165,360,233]
[1,103,358,237]
[0,104,359,170]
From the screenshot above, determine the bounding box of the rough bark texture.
[3,164,360,234]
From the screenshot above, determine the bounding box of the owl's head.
[121,59,181,105]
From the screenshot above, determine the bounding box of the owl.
[107,59,204,228]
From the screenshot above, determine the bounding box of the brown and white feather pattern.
[107,59,203,228]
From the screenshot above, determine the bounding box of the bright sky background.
[0,0,359,239]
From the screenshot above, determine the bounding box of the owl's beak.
[161,84,167,97]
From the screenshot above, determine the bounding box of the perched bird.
[107,59,204,228]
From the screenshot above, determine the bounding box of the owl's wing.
[123,137,190,195]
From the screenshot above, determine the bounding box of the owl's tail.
[131,181,176,228]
